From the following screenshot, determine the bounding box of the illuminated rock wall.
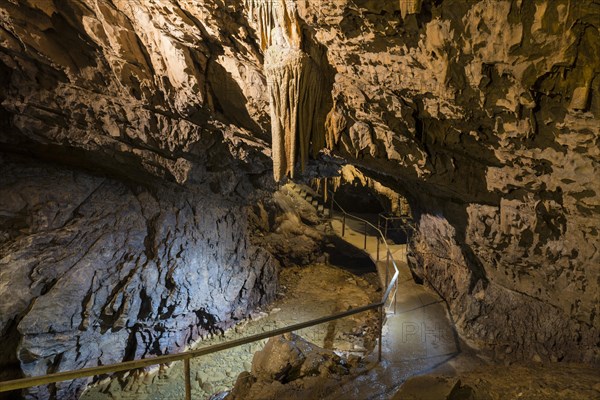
[1,3,599,399]
[293,0,600,363]
[0,1,278,399]
[0,155,278,400]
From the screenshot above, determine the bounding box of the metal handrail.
[0,304,380,393]
[0,187,400,398]
[326,190,400,311]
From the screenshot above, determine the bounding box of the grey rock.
[0,156,278,399]
[227,333,351,400]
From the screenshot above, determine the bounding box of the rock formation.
[325,165,412,215]
[0,1,278,399]
[0,154,278,400]
[0,0,599,398]
[226,333,359,400]
[246,0,328,181]
[290,0,600,364]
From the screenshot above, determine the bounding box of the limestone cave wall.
[0,0,272,182]
[0,1,278,399]
[0,1,599,399]
[293,0,599,363]
[0,155,277,399]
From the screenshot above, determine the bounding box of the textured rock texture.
[292,0,599,363]
[0,0,272,183]
[0,155,277,399]
[249,186,327,266]
[226,333,360,400]
[1,1,599,399]
[0,2,279,398]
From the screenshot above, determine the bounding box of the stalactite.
[246,0,326,181]
[399,0,423,19]
[265,47,304,180]
[246,0,302,50]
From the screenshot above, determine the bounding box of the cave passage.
[1,0,599,399]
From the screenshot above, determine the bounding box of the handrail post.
[184,358,191,400]
[363,220,367,249]
[385,253,389,301]
[385,218,388,241]
[387,251,390,273]
[393,279,397,315]
[376,237,380,261]
[330,191,334,218]
[342,213,346,237]
[378,304,383,362]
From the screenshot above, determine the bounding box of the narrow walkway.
[82,185,469,400]
[81,265,379,399]
[328,211,464,399]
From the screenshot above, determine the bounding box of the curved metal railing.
[0,185,400,400]
[324,188,400,312]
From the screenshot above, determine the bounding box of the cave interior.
[0,0,599,399]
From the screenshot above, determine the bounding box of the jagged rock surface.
[226,333,359,400]
[0,156,278,399]
[249,187,327,267]
[0,1,283,398]
[292,0,600,363]
[0,0,272,183]
[1,2,599,400]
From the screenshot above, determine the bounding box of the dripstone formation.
[0,0,598,399]
[246,0,329,181]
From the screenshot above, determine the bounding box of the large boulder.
[227,333,357,400]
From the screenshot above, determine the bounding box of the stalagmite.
[247,0,325,181]
[325,101,347,149]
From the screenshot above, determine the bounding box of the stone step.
[288,183,331,220]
